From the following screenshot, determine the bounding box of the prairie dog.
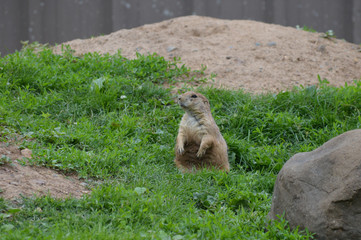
[174,91,229,172]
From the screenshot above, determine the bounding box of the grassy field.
[1,45,361,239]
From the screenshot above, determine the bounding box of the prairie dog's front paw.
[176,145,185,155]
[196,148,206,158]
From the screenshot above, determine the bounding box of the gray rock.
[166,46,177,52]
[20,148,32,158]
[267,41,277,47]
[34,180,46,186]
[268,129,361,240]
[317,45,327,53]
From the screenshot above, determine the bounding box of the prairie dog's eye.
[191,94,198,98]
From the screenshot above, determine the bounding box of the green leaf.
[134,187,147,195]
[1,224,15,231]
[7,208,21,214]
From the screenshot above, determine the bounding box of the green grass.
[296,25,317,33]
[1,45,361,239]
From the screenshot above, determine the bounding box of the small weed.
[0,155,11,165]
[296,25,317,33]
[320,29,336,39]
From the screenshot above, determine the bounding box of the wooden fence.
[1,0,360,55]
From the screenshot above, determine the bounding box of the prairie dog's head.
[178,91,210,113]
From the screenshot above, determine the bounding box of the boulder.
[268,129,361,240]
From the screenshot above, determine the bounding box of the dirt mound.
[53,15,361,93]
[0,142,90,201]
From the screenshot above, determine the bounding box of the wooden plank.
[0,0,29,55]
[112,0,140,30]
[353,0,361,43]
[320,0,350,40]
[54,0,113,43]
[112,0,191,31]
[272,0,287,25]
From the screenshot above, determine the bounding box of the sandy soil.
[0,139,90,201]
[2,16,361,201]
[54,15,361,93]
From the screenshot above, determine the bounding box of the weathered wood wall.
[1,0,360,55]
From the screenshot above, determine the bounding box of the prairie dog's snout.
[177,95,184,107]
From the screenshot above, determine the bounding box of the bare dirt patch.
[0,141,90,201]
[54,15,361,93]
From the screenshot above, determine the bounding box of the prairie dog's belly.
[181,115,207,141]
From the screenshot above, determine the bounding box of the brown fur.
[174,91,230,172]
